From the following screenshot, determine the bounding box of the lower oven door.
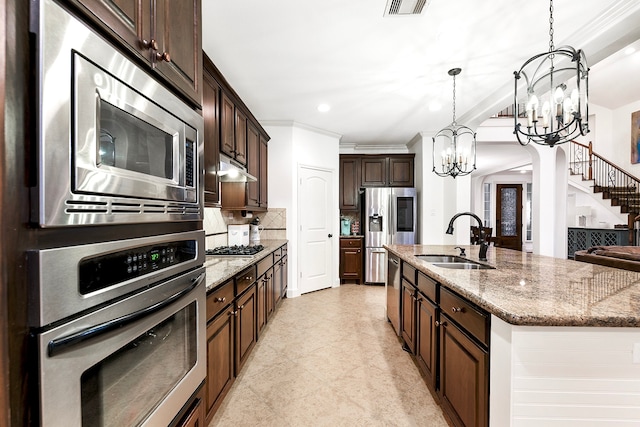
[37,267,206,427]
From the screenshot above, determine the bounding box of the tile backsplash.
[204,207,287,248]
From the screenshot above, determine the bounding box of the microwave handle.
[47,272,205,357]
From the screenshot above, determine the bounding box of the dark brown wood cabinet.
[389,155,414,187]
[438,287,489,427]
[280,245,288,298]
[70,0,202,106]
[339,238,363,284]
[259,135,269,208]
[247,123,260,208]
[234,109,248,166]
[203,54,220,206]
[361,156,387,187]
[339,156,361,211]
[395,261,489,427]
[220,92,236,160]
[246,126,269,211]
[416,294,438,389]
[235,285,256,374]
[359,154,414,187]
[205,279,235,424]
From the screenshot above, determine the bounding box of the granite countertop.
[205,239,288,292]
[385,244,640,328]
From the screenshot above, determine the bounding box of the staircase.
[569,141,640,243]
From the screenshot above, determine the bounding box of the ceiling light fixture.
[317,103,331,113]
[513,0,589,147]
[432,68,476,179]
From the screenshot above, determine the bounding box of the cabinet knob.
[229,310,238,316]
[156,51,171,62]
[214,297,226,303]
[142,38,158,50]
[451,307,465,313]
[435,320,447,327]
[239,304,244,310]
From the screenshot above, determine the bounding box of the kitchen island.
[385,244,640,426]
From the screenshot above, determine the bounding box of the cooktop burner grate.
[206,245,265,256]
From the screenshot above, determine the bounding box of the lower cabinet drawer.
[440,287,489,346]
[402,262,416,284]
[207,279,234,321]
[417,271,437,303]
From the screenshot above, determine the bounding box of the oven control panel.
[79,240,197,295]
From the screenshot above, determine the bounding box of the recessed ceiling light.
[317,103,331,113]
[625,46,636,55]
[428,102,441,112]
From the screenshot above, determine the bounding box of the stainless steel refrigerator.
[363,187,417,283]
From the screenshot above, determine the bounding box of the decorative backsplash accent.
[204,207,287,249]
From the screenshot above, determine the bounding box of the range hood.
[218,154,257,182]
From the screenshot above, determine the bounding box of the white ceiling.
[202,0,640,174]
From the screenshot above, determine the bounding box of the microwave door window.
[396,197,414,232]
[99,100,174,181]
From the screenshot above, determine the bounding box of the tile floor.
[208,284,449,426]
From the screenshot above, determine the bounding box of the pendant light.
[513,0,589,147]
[432,68,477,178]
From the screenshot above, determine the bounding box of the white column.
[529,144,568,258]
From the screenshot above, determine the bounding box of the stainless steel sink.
[417,254,495,270]
[416,254,468,263]
[430,262,494,270]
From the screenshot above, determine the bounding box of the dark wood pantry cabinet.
[68,0,202,106]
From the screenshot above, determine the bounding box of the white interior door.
[298,166,333,294]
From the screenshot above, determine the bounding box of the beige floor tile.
[208,284,448,427]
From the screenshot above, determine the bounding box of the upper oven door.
[33,0,203,227]
[74,54,197,203]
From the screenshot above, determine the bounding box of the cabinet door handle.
[451,307,465,313]
[142,38,158,50]
[156,51,171,62]
[214,297,226,303]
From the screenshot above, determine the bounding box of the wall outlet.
[633,343,640,364]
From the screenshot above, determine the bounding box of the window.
[483,183,491,228]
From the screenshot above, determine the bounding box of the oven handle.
[47,272,205,357]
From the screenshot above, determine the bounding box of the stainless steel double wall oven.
[29,1,206,426]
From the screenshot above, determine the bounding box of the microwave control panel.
[78,240,197,295]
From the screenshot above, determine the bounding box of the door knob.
[328,234,333,238]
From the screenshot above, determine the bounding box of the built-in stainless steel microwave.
[31,0,204,227]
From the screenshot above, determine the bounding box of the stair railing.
[570,140,640,228]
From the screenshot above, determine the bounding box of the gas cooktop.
[206,245,265,257]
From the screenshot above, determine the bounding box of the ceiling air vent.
[384,0,428,16]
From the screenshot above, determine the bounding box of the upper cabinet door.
[339,156,361,210]
[259,135,269,208]
[361,156,387,187]
[72,0,150,59]
[234,109,248,166]
[154,0,202,106]
[246,123,260,208]
[388,156,414,187]
[71,0,202,107]
[220,93,235,158]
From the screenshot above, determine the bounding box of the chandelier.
[432,68,477,178]
[513,0,589,147]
